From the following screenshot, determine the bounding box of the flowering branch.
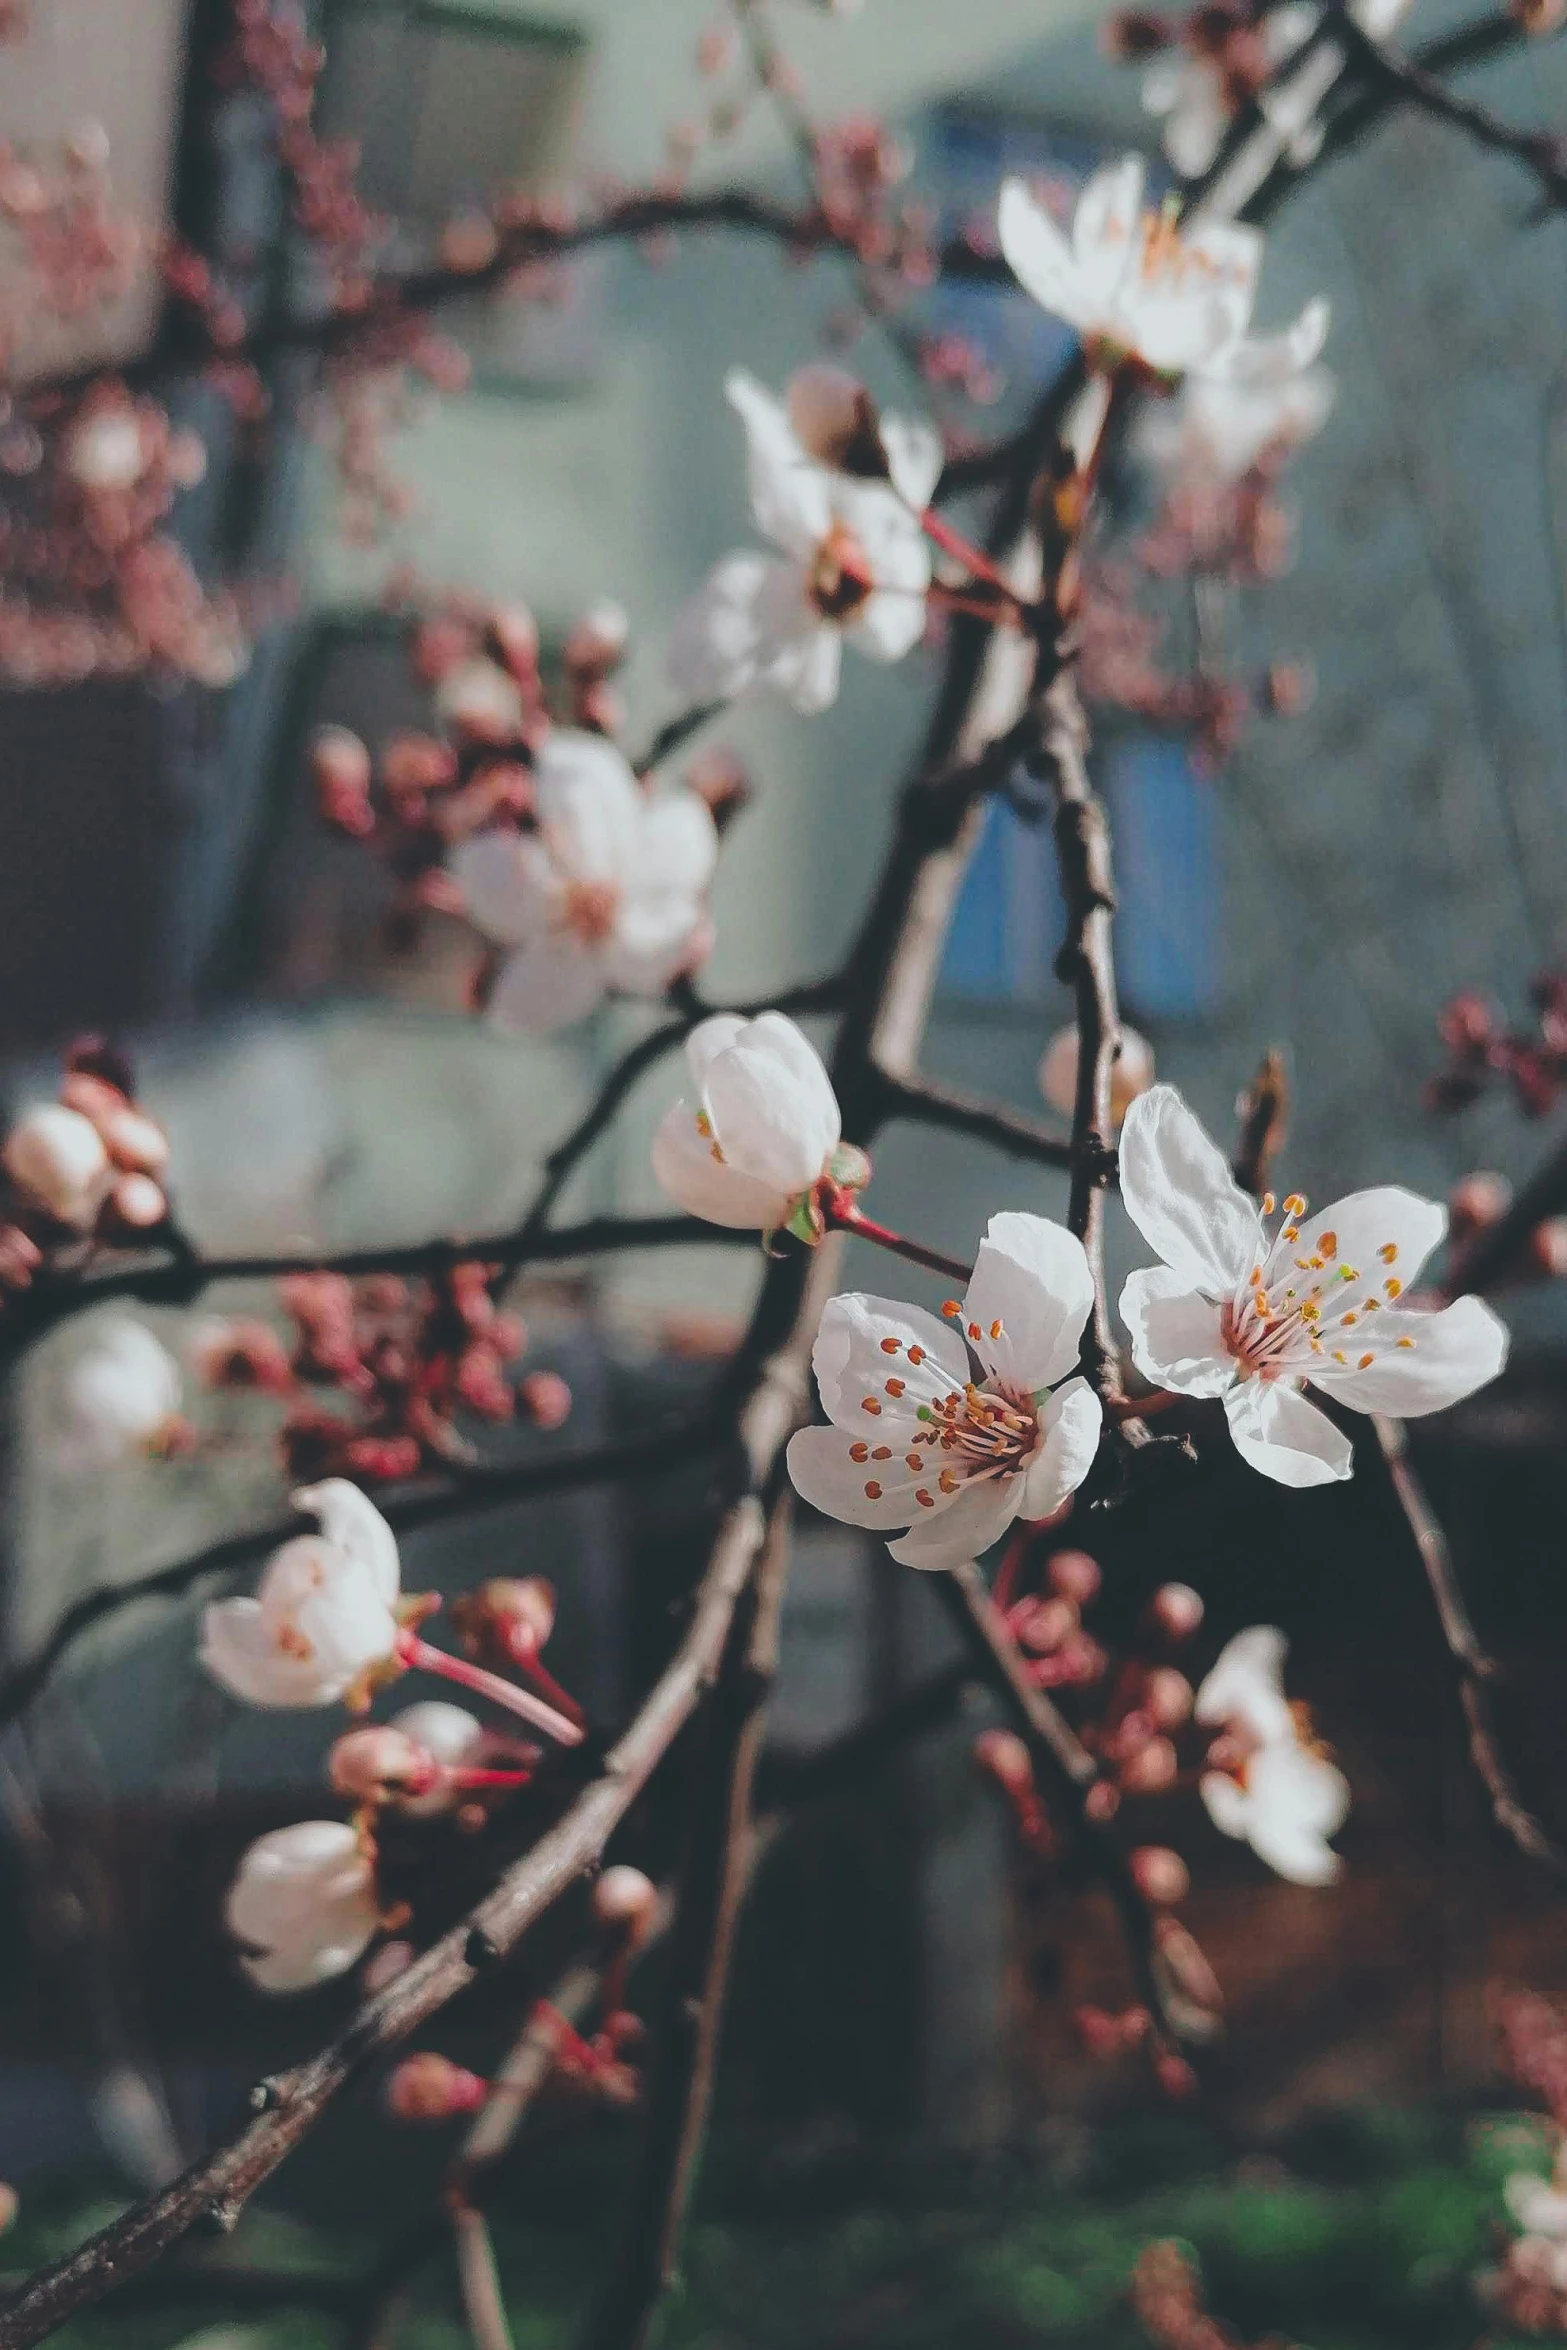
[1335,12,1567,207]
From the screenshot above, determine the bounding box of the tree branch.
[876,1072,1073,1170]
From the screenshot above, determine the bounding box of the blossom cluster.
[0,1040,173,1307]
[1484,1992,1567,2330]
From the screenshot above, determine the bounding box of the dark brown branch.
[0,1494,773,2350]
[1371,1414,1567,1880]
[1336,13,1567,207]
[1232,1049,1290,1198]
[877,1072,1073,1170]
[936,1564,1221,2049]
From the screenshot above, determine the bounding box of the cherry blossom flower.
[1195,1625,1349,1884]
[1140,367,1335,484]
[787,1212,1103,1570]
[997,157,1329,383]
[201,1480,402,1708]
[451,733,717,1033]
[59,1320,182,1467]
[1117,1084,1509,1487]
[225,1820,380,1992]
[651,1011,863,1237]
[666,369,933,716]
[387,1699,487,1815]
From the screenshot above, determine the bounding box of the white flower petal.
[1118,1085,1264,1296]
[486,935,607,1034]
[1292,1185,1447,1290]
[810,1292,968,1426]
[1308,1292,1508,1416]
[685,1014,748,1089]
[786,1422,926,1529]
[846,584,927,664]
[1244,1743,1349,1883]
[997,177,1088,332]
[725,368,833,557]
[294,1479,400,1605]
[651,1099,792,1229]
[880,414,944,509]
[201,1599,323,1707]
[703,1029,838,1196]
[602,895,706,998]
[1019,1376,1102,1517]
[1224,1378,1355,1486]
[630,792,718,901]
[964,1211,1095,1393]
[1195,1625,1295,1741]
[536,733,641,885]
[1213,294,1331,386]
[665,550,781,703]
[451,832,555,948]
[1119,1266,1234,1397]
[1072,154,1144,310]
[887,1473,1022,1570]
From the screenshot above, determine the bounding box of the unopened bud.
[1131,1845,1190,1905]
[1038,1025,1154,1128]
[384,2051,488,2122]
[973,1727,1034,1797]
[489,602,540,680]
[1085,1778,1120,1823]
[435,658,523,742]
[519,1370,572,1430]
[1148,1583,1204,1643]
[593,1865,658,1940]
[330,1726,433,1806]
[1154,2051,1199,2100]
[1264,660,1314,717]
[1119,1736,1178,1794]
[786,363,872,470]
[1142,1667,1193,1731]
[1449,1170,1512,1234]
[4,1103,110,1226]
[1046,1548,1101,1606]
[1012,1594,1076,1653]
[99,1106,169,1176]
[1532,1218,1567,1279]
[454,1575,557,1662]
[563,597,630,677]
[1100,7,1177,58]
[439,211,499,273]
[108,1172,167,1229]
[1510,0,1567,33]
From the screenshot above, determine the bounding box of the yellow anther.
[1379,1243,1398,1264]
[915,1489,935,1509]
[908,1345,926,1367]
[849,1441,869,1463]
[1319,1231,1337,1258]
[885,1377,905,1398]
[941,1300,962,1319]
[939,1469,958,1494]
[1396,1336,1415,1349]
[861,1397,882,1416]
[1261,1192,1276,1215]
[872,1446,892,1461]
[1384,1278,1402,1299]
[1358,1352,1374,1370]
[1283,1194,1307,1218]
[864,1480,882,1501]
[879,1336,900,1355]
[989,1320,1003,1340]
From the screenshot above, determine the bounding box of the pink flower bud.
[1142,1667,1193,1731]
[439,212,499,273]
[1155,2052,1199,2101]
[99,1106,169,1176]
[1012,1595,1077,1653]
[330,1725,433,1806]
[1534,1219,1567,1279]
[1038,1026,1154,1129]
[108,1172,167,1229]
[1046,1549,1101,1606]
[1148,1583,1204,1643]
[453,1576,557,1665]
[519,1370,572,1430]
[1119,1736,1178,1794]
[973,1727,1034,1795]
[436,659,523,743]
[1085,1779,1120,1823]
[384,2051,488,2122]
[1449,1170,1512,1234]
[4,1103,110,1226]
[563,597,630,678]
[489,602,540,680]
[1131,1845,1190,1905]
[593,1865,658,1940]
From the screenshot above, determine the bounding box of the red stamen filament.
[395,1631,584,1748]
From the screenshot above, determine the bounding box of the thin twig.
[877,1073,1073,1170]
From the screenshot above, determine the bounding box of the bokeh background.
[4,2,1567,2343]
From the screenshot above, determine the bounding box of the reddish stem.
[821,1193,973,1285]
[445,1766,536,1793]
[504,1640,587,1729]
[919,507,1037,606]
[396,1631,585,1748]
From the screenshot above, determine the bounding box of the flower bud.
[1533,1219,1567,1280]
[1011,1595,1076,1653]
[65,406,144,492]
[1148,1583,1204,1643]
[4,1103,110,1226]
[1131,1845,1190,1905]
[384,2051,488,2122]
[1119,1735,1178,1794]
[0,2182,18,2235]
[1046,1548,1101,1606]
[1142,1667,1193,1731]
[108,1172,167,1229]
[435,658,523,743]
[1449,1170,1512,1235]
[1510,0,1567,34]
[563,597,630,678]
[330,1725,433,1806]
[1084,1779,1120,1823]
[99,1106,169,1176]
[973,1727,1034,1796]
[519,1370,572,1430]
[593,1865,658,1941]
[489,602,540,680]
[1154,2052,1199,2101]
[1038,1025,1154,1128]
[453,1576,557,1664]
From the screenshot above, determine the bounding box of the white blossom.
[666,370,934,716]
[1195,1625,1349,1884]
[59,1320,182,1467]
[1144,0,1414,178]
[452,733,717,1033]
[435,657,524,741]
[1139,367,1336,484]
[388,1699,486,1816]
[1117,1085,1509,1487]
[651,1011,852,1235]
[225,1820,379,1992]
[201,1480,402,1708]
[997,157,1329,384]
[787,1211,1103,1570]
[3,1103,112,1227]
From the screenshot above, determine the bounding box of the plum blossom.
[387,1699,487,1816]
[1195,1625,1349,1884]
[1140,366,1335,484]
[666,370,934,716]
[651,1011,861,1237]
[201,1480,402,1708]
[3,1103,112,1227]
[1142,6,1324,177]
[997,157,1329,383]
[451,733,717,1033]
[787,1211,1103,1570]
[225,1820,380,1992]
[1117,1085,1509,1487]
[59,1320,182,1467]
